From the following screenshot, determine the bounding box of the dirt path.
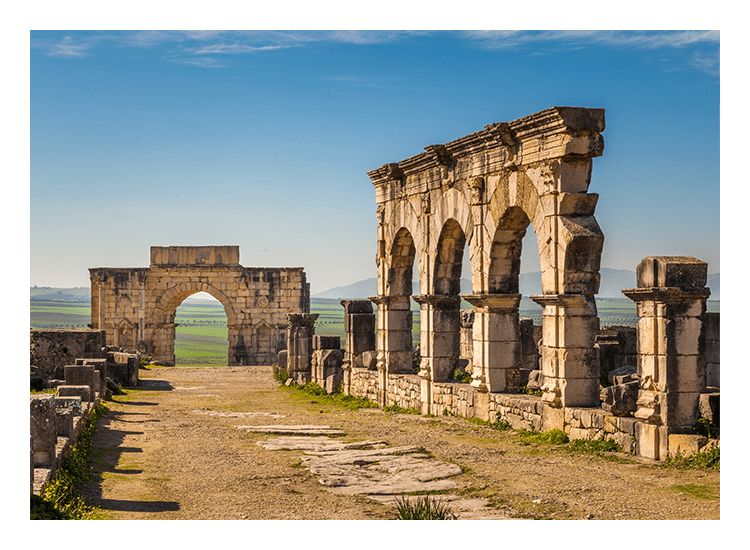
[84,366,720,520]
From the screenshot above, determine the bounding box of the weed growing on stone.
[517,428,569,446]
[272,366,289,384]
[383,404,421,415]
[33,403,106,519]
[670,483,719,500]
[519,384,543,397]
[283,382,379,410]
[662,445,720,471]
[394,495,458,520]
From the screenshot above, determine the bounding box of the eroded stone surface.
[257,435,463,496]
[239,425,345,435]
[194,409,286,420]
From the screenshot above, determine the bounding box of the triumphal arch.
[369,106,606,409]
[89,246,310,365]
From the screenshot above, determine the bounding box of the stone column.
[286,313,318,383]
[623,256,710,460]
[150,323,177,364]
[530,293,600,408]
[340,300,376,393]
[370,295,413,374]
[463,294,523,393]
[413,294,460,414]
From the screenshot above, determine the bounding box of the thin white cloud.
[32,30,719,75]
[463,30,719,50]
[688,50,720,76]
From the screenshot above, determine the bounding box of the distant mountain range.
[313,269,721,300]
[29,270,720,303]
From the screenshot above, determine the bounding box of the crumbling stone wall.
[89,246,309,366]
[369,107,606,413]
[30,330,106,378]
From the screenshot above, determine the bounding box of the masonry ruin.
[89,246,310,366]
[279,106,719,461]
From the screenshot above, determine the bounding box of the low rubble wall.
[30,329,106,378]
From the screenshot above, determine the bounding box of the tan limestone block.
[559,377,599,408]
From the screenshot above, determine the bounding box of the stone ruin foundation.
[89,245,309,366]
[30,329,143,494]
[278,107,720,461]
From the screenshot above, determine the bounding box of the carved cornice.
[621,287,711,303]
[368,106,605,192]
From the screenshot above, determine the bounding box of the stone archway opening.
[90,246,310,367]
[174,291,229,366]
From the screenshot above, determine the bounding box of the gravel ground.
[83,365,720,521]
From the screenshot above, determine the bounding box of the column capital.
[286,313,319,328]
[462,293,521,311]
[622,287,711,303]
[412,294,461,308]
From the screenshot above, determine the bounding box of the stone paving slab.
[257,437,387,452]
[257,434,463,496]
[238,425,346,435]
[194,410,286,420]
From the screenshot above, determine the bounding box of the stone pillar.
[286,313,318,383]
[370,295,413,374]
[530,293,600,408]
[704,312,720,388]
[137,281,146,351]
[463,294,523,393]
[413,294,460,414]
[459,309,475,374]
[340,300,376,393]
[623,256,710,460]
[151,323,177,364]
[30,394,57,468]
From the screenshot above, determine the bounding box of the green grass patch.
[383,404,421,415]
[662,446,720,471]
[517,428,569,445]
[394,495,458,520]
[670,484,720,500]
[281,382,379,410]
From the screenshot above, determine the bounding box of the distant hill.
[313,270,720,300]
[30,287,91,302]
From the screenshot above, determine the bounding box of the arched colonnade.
[368,107,606,411]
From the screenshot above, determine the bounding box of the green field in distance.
[30,295,720,366]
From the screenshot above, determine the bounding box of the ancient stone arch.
[368,107,606,410]
[89,246,309,365]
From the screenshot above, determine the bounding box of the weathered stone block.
[601,381,638,416]
[635,256,707,290]
[57,385,92,403]
[55,396,82,417]
[658,355,706,393]
[313,335,340,350]
[699,392,720,428]
[668,433,707,458]
[661,391,700,428]
[64,364,96,390]
[55,408,74,439]
[559,377,600,408]
[30,395,57,467]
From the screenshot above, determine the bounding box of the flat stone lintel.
[412,294,461,308]
[462,293,521,311]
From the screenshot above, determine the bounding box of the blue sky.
[29,28,721,295]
